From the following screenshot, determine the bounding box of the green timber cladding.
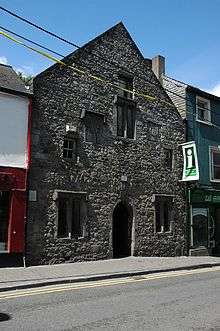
[162,70,220,256]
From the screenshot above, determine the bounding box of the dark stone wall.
[26,23,186,265]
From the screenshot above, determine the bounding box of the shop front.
[0,167,27,266]
[189,189,220,256]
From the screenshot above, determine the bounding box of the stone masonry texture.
[26,23,186,265]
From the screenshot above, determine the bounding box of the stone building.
[27,23,186,265]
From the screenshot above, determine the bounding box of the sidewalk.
[0,256,219,292]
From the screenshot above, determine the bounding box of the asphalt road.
[0,267,219,331]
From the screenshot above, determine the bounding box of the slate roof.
[0,63,30,95]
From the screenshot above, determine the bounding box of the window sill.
[164,167,173,172]
[62,158,82,167]
[63,157,77,162]
[155,230,172,234]
[196,119,212,126]
[84,141,103,146]
[210,179,220,183]
[56,236,85,240]
[114,136,136,144]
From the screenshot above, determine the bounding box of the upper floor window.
[196,96,211,123]
[63,137,76,160]
[117,103,136,139]
[210,148,220,181]
[84,112,104,144]
[164,148,173,170]
[155,195,173,233]
[118,75,133,100]
[148,122,160,141]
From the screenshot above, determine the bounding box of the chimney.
[152,55,165,83]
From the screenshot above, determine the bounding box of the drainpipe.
[23,97,32,268]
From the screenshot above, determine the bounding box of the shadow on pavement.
[0,313,11,322]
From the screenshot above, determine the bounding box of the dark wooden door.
[214,208,220,255]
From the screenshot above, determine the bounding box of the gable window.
[63,137,76,160]
[84,112,104,144]
[196,96,211,123]
[116,75,136,139]
[155,195,173,233]
[164,148,173,170]
[57,191,86,238]
[118,75,133,100]
[210,148,220,181]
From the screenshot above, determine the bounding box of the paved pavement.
[0,267,220,330]
[0,256,220,292]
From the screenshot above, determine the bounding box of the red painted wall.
[7,190,26,252]
[0,167,27,253]
[0,96,32,253]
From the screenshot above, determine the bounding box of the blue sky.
[1,0,220,95]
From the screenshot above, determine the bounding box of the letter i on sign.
[186,148,193,168]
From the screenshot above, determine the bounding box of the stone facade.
[27,23,186,265]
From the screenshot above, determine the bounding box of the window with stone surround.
[56,191,86,238]
[164,148,173,170]
[63,137,77,160]
[116,74,136,139]
[154,195,173,233]
[117,98,136,139]
[84,112,104,144]
[118,74,134,100]
[147,122,160,141]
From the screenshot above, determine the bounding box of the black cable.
[0,24,170,108]
[0,25,64,58]
[1,4,217,112]
[0,6,218,121]
[0,5,195,108]
[0,6,79,48]
[0,24,180,109]
[0,5,158,85]
[2,24,216,123]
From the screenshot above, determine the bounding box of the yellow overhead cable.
[0,30,174,108]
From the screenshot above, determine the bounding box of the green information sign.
[182,142,199,181]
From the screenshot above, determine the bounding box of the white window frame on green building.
[210,146,220,182]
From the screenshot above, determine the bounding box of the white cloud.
[15,65,34,77]
[0,56,8,65]
[208,83,220,97]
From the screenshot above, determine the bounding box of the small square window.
[164,148,173,170]
[211,148,220,181]
[63,138,76,160]
[57,192,86,238]
[155,195,173,233]
[196,97,211,123]
[147,122,160,141]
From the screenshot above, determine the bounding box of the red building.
[0,64,32,266]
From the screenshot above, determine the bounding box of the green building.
[152,55,220,256]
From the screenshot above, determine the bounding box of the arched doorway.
[112,201,133,258]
